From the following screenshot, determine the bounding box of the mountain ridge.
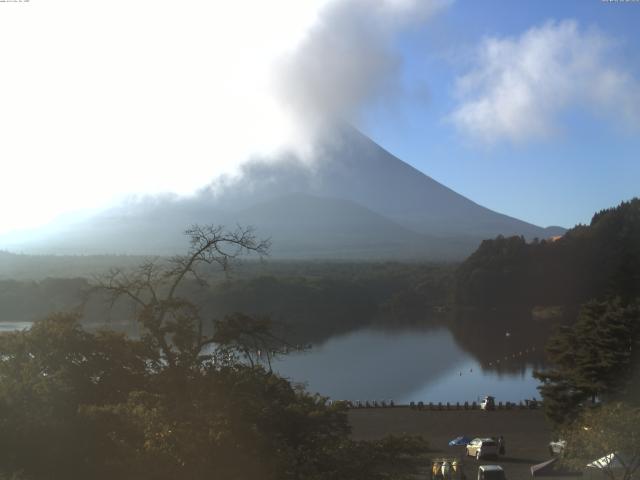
[0,125,566,259]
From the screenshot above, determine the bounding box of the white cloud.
[275,0,451,131]
[449,20,640,144]
[0,0,450,235]
[0,0,327,234]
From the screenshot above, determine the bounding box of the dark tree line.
[0,261,454,345]
[454,198,640,308]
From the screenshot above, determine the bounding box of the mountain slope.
[204,125,563,240]
[222,193,468,259]
[8,193,471,259]
[0,125,565,259]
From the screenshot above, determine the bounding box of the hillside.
[454,198,640,307]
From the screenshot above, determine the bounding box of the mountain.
[0,125,565,259]
[222,193,475,259]
[202,125,565,239]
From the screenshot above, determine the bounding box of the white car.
[466,438,499,460]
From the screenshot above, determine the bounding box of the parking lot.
[349,408,559,480]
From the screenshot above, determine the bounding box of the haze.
[1,0,639,237]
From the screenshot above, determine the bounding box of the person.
[433,461,441,479]
[498,435,506,455]
[442,461,451,479]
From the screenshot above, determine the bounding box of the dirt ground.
[349,407,566,480]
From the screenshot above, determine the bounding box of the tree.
[211,312,296,371]
[560,403,640,480]
[93,224,270,370]
[534,298,640,426]
[0,226,430,479]
[0,313,151,479]
[0,313,429,480]
[454,198,640,308]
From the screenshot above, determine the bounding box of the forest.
[0,258,454,345]
[454,198,640,308]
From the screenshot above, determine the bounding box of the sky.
[1,0,639,235]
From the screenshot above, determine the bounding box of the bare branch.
[88,224,270,370]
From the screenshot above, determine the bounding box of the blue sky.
[358,0,640,228]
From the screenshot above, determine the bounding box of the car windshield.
[482,441,497,447]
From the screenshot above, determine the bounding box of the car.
[466,438,499,460]
[477,465,506,480]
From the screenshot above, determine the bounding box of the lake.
[273,326,543,404]
[0,322,32,333]
[0,319,545,405]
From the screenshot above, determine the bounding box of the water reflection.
[273,326,542,404]
[0,309,549,404]
[0,322,32,332]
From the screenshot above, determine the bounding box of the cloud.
[0,0,451,235]
[449,20,640,144]
[275,0,451,131]
[0,0,327,233]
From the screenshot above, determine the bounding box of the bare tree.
[92,224,270,369]
[210,312,301,372]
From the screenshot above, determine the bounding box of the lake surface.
[0,322,32,332]
[0,320,543,404]
[273,326,542,404]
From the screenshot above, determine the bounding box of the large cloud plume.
[0,0,451,236]
[275,0,451,132]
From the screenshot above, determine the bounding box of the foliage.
[0,313,429,480]
[0,226,429,479]
[534,298,640,426]
[560,402,640,480]
[0,262,454,344]
[455,198,640,307]
[0,313,151,479]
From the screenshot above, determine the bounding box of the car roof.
[479,465,504,471]
[479,438,496,442]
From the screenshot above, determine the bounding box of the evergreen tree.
[535,298,640,426]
